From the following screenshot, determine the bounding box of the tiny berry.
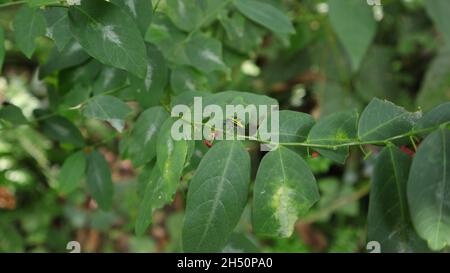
[311,151,319,158]
[400,146,415,157]
[203,140,213,148]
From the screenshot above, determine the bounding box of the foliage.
[0,0,449,253]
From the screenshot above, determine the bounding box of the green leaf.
[408,128,450,251]
[130,45,168,108]
[86,150,113,210]
[83,95,132,132]
[355,46,401,102]
[44,7,72,51]
[135,166,167,235]
[182,141,250,252]
[68,0,148,78]
[0,26,4,73]
[39,41,90,78]
[0,104,27,125]
[222,233,260,253]
[13,5,47,58]
[328,0,376,71]
[40,116,84,147]
[26,0,60,7]
[63,84,92,108]
[111,0,152,35]
[307,110,358,164]
[315,82,362,117]
[92,66,127,96]
[234,0,294,34]
[220,11,264,54]
[185,34,226,73]
[425,0,450,45]
[416,48,450,111]
[252,146,319,237]
[358,98,421,142]
[414,102,450,133]
[278,110,315,143]
[58,151,86,194]
[144,13,190,65]
[275,110,314,156]
[166,0,203,32]
[58,59,102,92]
[368,146,428,253]
[127,107,168,167]
[170,66,209,95]
[156,118,190,200]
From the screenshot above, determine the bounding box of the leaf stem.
[176,115,446,150]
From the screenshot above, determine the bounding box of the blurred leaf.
[0,104,27,125]
[39,41,90,78]
[355,47,401,102]
[44,7,72,51]
[425,0,450,45]
[92,66,127,95]
[156,118,189,201]
[222,233,260,253]
[13,5,47,58]
[82,95,132,132]
[86,150,113,210]
[328,0,376,71]
[0,26,4,73]
[145,13,189,65]
[408,128,450,251]
[127,107,168,167]
[111,0,152,35]
[166,0,204,32]
[58,151,86,194]
[416,48,450,111]
[130,45,168,108]
[234,0,294,34]
[185,34,227,73]
[40,116,84,147]
[135,167,167,235]
[27,0,59,6]
[170,66,209,94]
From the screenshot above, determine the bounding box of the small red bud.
[203,140,213,148]
[400,146,415,157]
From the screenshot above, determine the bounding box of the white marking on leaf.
[178,0,186,17]
[102,25,122,46]
[185,79,195,91]
[272,185,297,237]
[145,125,157,143]
[144,64,153,90]
[68,42,83,54]
[102,68,115,87]
[125,0,138,17]
[201,49,224,65]
[46,28,53,39]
